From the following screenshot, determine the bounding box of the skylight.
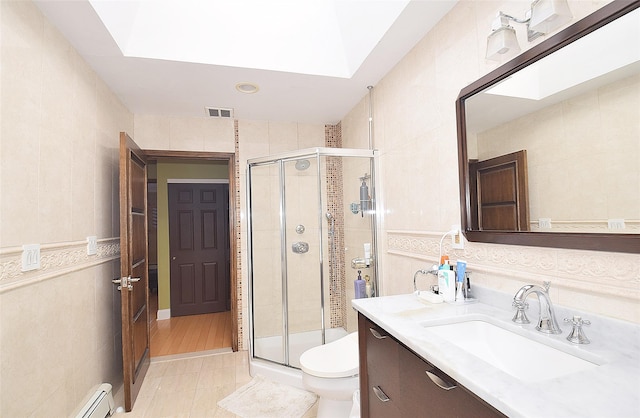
[89,0,410,78]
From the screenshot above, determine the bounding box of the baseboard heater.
[75,383,115,418]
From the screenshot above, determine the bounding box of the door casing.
[144,150,238,351]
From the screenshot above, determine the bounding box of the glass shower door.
[249,157,326,368]
[249,161,284,364]
[283,158,324,368]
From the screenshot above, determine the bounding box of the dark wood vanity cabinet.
[358,313,505,418]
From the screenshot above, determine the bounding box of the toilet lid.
[299,332,359,378]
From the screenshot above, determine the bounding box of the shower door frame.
[246,147,379,368]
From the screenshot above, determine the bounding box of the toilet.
[299,332,360,418]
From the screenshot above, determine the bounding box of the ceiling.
[34,0,457,125]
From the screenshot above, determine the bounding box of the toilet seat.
[299,332,359,378]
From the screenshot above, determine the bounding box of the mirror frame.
[456,0,640,254]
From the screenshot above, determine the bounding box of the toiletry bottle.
[364,243,371,267]
[455,260,467,301]
[365,275,372,298]
[354,270,366,299]
[438,262,456,302]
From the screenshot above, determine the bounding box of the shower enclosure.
[247,147,378,376]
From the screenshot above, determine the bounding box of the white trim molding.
[157,309,171,320]
[0,238,120,293]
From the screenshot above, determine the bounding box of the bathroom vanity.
[358,314,504,417]
[353,292,640,417]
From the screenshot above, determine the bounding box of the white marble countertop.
[352,289,640,418]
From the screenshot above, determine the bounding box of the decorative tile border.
[234,119,245,351]
[0,238,120,293]
[387,230,640,300]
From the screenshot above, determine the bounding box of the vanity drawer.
[364,318,402,417]
[399,345,504,417]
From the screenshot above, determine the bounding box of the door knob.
[126,277,140,291]
[112,276,140,291]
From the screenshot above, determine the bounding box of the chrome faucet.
[512,281,562,334]
[413,266,438,293]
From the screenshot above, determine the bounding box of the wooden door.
[118,132,150,412]
[470,150,530,231]
[169,183,230,316]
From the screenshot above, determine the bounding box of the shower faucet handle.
[292,242,309,254]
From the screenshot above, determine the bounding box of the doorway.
[144,151,238,357]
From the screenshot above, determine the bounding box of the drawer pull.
[426,371,457,391]
[372,386,390,402]
[369,327,387,339]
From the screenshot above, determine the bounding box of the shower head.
[295,159,310,171]
[325,212,334,222]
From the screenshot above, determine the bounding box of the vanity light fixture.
[235,82,259,94]
[486,0,572,61]
[529,0,573,34]
[486,14,521,61]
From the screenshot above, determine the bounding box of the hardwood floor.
[149,291,233,357]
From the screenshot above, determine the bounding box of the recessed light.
[235,82,259,94]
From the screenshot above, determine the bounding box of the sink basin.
[424,320,599,382]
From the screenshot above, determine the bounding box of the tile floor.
[113,350,319,418]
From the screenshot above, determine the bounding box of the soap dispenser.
[354,270,366,299]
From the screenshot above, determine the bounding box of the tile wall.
[0,1,133,416]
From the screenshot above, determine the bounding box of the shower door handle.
[292,242,309,254]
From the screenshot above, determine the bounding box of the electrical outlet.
[87,236,98,255]
[21,244,41,272]
[539,218,552,229]
[608,219,626,230]
[451,225,464,249]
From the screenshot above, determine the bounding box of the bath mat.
[217,374,317,418]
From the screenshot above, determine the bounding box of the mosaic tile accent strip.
[234,119,244,350]
[325,123,346,328]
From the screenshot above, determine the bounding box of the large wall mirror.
[457,0,639,254]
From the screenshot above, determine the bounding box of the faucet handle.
[512,300,528,309]
[564,315,591,344]
[512,300,530,324]
[564,315,590,326]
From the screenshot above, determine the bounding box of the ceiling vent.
[205,107,234,118]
